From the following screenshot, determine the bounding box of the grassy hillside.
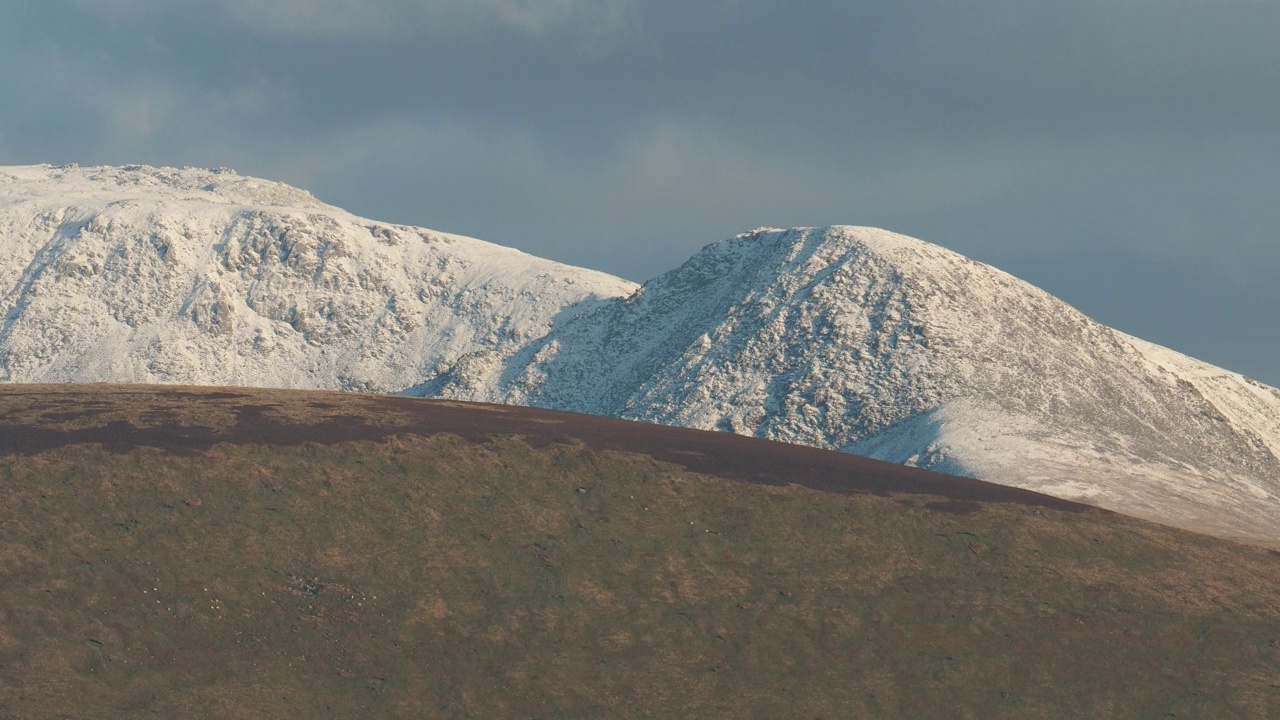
[2,384,1279,719]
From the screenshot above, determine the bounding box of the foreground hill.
[4,165,1280,548]
[3,385,1280,719]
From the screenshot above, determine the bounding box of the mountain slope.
[5,385,1280,719]
[3,166,1279,547]
[472,226,1280,546]
[0,164,636,391]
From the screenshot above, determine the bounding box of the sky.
[2,0,1277,385]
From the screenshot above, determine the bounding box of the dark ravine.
[3,384,1280,719]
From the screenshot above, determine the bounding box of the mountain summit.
[0,164,635,391]
[461,226,1280,545]
[3,166,1278,546]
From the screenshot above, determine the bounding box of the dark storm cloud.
[1,0,1277,382]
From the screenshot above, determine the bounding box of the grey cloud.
[1,0,1277,383]
[70,0,647,49]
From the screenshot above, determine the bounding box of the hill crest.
[3,383,1280,718]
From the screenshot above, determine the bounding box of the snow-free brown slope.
[3,384,1280,719]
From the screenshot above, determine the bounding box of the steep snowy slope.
[476,226,1280,546]
[0,164,636,391]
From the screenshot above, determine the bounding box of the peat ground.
[2,384,1280,718]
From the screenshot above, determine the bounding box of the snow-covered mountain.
[3,165,1278,546]
[0,164,635,391]
[449,226,1280,546]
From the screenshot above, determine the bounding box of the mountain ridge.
[0,163,636,391]
[456,224,1280,544]
[3,164,1278,546]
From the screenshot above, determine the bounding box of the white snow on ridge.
[1121,332,1280,464]
[0,164,637,391]
[4,166,1280,548]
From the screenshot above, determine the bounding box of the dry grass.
[2,384,1280,718]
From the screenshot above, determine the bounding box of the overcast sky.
[2,0,1277,384]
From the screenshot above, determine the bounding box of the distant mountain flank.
[3,164,1279,546]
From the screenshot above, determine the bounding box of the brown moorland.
[1,383,1279,719]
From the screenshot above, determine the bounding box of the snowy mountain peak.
[1,163,324,209]
[480,224,1280,546]
[3,169,1279,548]
[0,164,636,391]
